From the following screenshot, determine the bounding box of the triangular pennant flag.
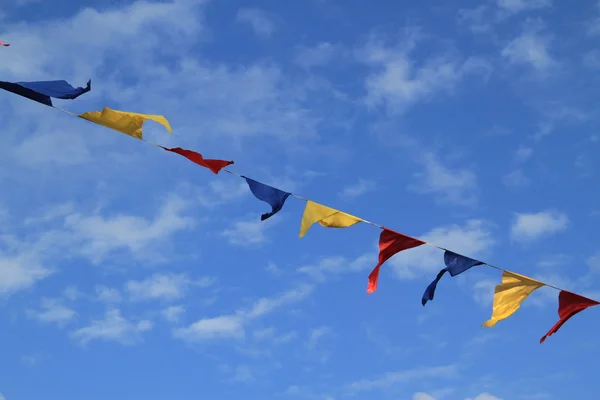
[162,147,233,174]
[0,79,90,107]
[367,228,425,294]
[79,107,172,139]
[540,290,599,343]
[482,271,544,327]
[299,200,362,238]
[244,177,291,221]
[422,251,483,306]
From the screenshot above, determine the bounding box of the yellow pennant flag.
[299,200,362,238]
[482,271,544,328]
[79,107,173,140]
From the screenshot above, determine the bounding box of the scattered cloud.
[410,153,477,206]
[297,254,372,282]
[389,220,494,279]
[173,315,245,341]
[501,20,555,72]
[457,6,493,34]
[359,31,489,115]
[27,298,77,326]
[473,279,498,306]
[65,195,195,265]
[339,179,375,199]
[161,305,186,323]
[497,0,551,14]
[126,273,198,302]
[347,365,458,392]
[222,217,279,246]
[70,309,152,346]
[236,8,277,37]
[232,365,255,382]
[515,146,533,163]
[95,286,122,303]
[503,170,530,188]
[174,283,313,343]
[466,393,503,400]
[510,211,569,242]
[294,42,343,69]
[413,393,437,400]
[306,326,331,349]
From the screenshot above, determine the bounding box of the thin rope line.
[48,103,581,298]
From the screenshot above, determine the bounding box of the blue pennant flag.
[0,79,91,107]
[421,250,483,306]
[244,177,291,221]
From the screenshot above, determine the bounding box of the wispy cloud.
[70,309,152,346]
[497,0,552,14]
[173,283,313,342]
[389,220,495,279]
[95,286,122,303]
[347,365,458,393]
[410,152,478,206]
[236,8,278,37]
[503,169,530,188]
[510,210,569,242]
[161,306,186,323]
[222,217,280,246]
[501,19,555,73]
[339,179,375,199]
[27,298,77,326]
[125,273,203,302]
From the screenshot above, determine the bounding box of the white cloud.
[389,220,494,279]
[510,211,568,242]
[497,0,551,14]
[347,365,457,392]
[294,42,342,69]
[457,6,493,34]
[173,315,245,341]
[306,326,331,349]
[27,298,76,326]
[161,305,185,323]
[95,286,122,303]
[410,153,477,206]
[515,146,533,163]
[339,179,375,199]
[359,32,489,115]
[236,8,277,37]
[14,131,91,168]
[70,309,152,346]
[297,254,372,282]
[174,283,313,342]
[466,393,503,400]
[503,170,530,188]
[0,256,52,297]
[222,217,279,246]
[413,393,437,400]
[65,194,195,264]
[126,273,196,301]
[473,279,498,306]
[501,21,555,72]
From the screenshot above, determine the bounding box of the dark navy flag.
[422,250,483,306]
[0,79,91,106]
[244,177,291,221]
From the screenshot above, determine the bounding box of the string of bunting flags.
[1,78,597,344]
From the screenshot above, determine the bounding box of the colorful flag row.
[1,78,597,344]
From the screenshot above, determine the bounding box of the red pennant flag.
[367,228,426,294]
[162,146,233,174]
[540,290,599,343]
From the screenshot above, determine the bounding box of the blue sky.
[0,0,599,399]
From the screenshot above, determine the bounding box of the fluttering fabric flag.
[162,146,233,174]
[367,228,426,294]
[244,177,291,220]
[540,290,599,343]
[299,200,362,238]
[422,251,484,306]
[482,271,544,327]
[0,79,91,106]
[79,107,172,139]
[0,41,9,47]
